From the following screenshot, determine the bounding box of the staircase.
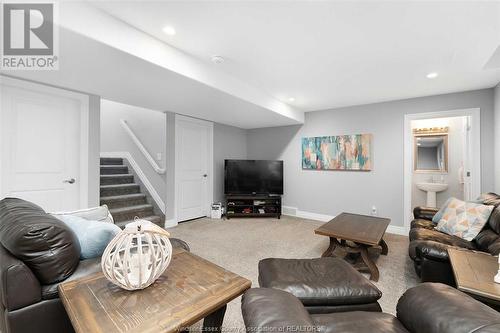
[100,157,163,229]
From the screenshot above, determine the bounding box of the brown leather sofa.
[0,198,189,333]
[409,192,500,286]
[242,283,500,333]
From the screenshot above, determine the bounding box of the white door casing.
[403,108,481,232]
[0,77,89,211]
[175,115,213,222]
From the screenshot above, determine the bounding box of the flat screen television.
[224,159,283,195]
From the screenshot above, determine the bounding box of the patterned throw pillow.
[435,198,494,241]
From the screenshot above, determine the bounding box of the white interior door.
[175,115,213,222]
[0,80,86,211]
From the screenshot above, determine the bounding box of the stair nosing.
[109,204,153,214]
[100,193,146,201]
[100,183,139,188]
[100,174,133,178]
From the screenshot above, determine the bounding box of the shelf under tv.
[225,194,281,219]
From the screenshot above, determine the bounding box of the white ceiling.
[3,28,301,129]
[92,1,500,111]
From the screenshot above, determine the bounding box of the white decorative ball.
[101,219,173,290]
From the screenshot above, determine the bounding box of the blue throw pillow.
[55,214,121,259]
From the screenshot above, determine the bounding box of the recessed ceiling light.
[426,72,438,79]
[211,55,225,64]
[162,26,176,36]
[288,97,295,102]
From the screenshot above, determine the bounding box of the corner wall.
[247,88,496,227]
[213,123,248,203]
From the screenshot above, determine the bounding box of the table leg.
[203,304,227,333]
[359,246,379,282]
[379,239,388,255]
[321,237,338,257]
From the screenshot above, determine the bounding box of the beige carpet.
[168,216,419,330]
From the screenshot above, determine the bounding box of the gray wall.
[213,123,248,203]
[88,95,101,207]
[495,83,500,194]
[100,100,167,200]
[247,88,496,227]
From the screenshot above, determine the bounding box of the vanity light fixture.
[288,97,295,102]
[426,72,438,79]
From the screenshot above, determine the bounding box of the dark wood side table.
[448,248,500,311]
[314,212,390,281]
[59,248,251,333]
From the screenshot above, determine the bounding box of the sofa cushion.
[258,257,381,306]
[409,227,476,250]
[434,198,493,241]
[41,257,101,300]
[411,219,435,230]
[311,312,409,333]
[397,283,500,333]
[474,228,500,252]
[0,198,81,284]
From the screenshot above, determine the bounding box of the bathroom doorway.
[403,108,481,231]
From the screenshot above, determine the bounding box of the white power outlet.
[156,153,162,161]
[371,206,377,216]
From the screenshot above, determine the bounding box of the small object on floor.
[101,218,172,290]
[211,202,223,219]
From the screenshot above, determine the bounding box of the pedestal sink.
[416,183,448,208]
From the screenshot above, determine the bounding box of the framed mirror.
[413,127,448,173]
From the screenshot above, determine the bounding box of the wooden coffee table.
[59,248,251,333]
[314,212,390,281]
[448,248,500,311]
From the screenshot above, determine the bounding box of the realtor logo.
[1,2,59,70]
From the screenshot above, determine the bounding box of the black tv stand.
[225,195,281,219]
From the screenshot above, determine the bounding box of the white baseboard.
[164,218,178,228]
[282,205,334,222]
[386,225,408,236]
[282,205,408,235]
[100,152,166,214]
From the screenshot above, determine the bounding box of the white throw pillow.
[51,205,114,224]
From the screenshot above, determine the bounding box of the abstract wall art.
[302,134,373,171]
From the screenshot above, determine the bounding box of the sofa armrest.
[413,206,439,221]
[397,283,500,333]
[0,245,41,311]
[242,288,314,331]
[415,241,451,263]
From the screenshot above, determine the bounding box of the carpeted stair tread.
[100,174,134,185]
[100,183,140,196]
[115,215,163,229]
[100,165,128,175]
[101,193,146,202]
[100,157,123,165]
[100,193,147,209]
[109,204,155,222]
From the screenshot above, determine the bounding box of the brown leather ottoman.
[258,257,382,314]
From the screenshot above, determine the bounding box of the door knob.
[203,174,208,178]
[63,178,76,184]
